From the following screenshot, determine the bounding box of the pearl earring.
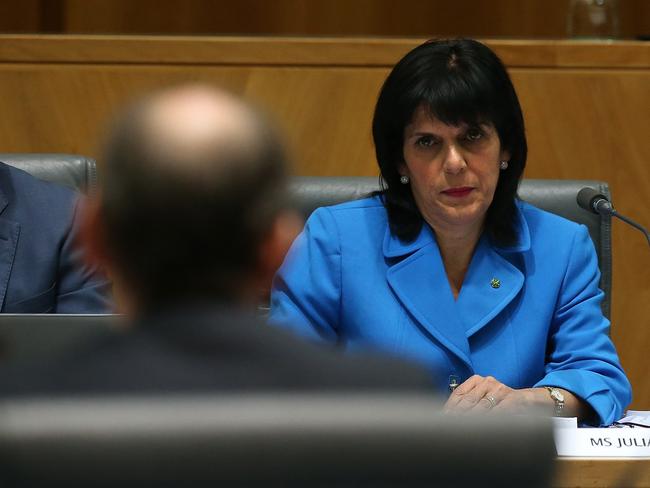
[499,160,509,170]
[400,175,410,184]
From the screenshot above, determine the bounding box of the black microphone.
[577,187,650,247]
[577,188,614,216]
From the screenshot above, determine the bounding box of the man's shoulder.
[0,162,80,242]
[165,309,434,392]
[249,317,434,391]
[0,161,77,211]
[0,309,434,396]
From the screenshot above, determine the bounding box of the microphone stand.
[609,209,650,248]
[577,187,649,249]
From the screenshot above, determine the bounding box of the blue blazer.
[270,196,631,425]
[0,162,112,313]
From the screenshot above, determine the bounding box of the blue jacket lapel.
[457,235,524,337]
[458,206,530,337]
[383,205,530,367]
[0,186,20,310]
[384,224,473,369]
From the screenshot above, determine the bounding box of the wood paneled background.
[0,36,647,408]
[0,0,649,39]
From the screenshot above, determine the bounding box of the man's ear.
[77,195,110,272]
[254,209,303,297]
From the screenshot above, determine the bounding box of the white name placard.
[555,428,650,457]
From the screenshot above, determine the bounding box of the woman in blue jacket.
[270,39,631,425]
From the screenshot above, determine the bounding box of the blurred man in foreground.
[0,84,432,394]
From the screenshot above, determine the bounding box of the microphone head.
[577,187,601,213]
[577,187,612,215]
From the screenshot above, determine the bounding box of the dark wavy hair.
[372,39,527,245]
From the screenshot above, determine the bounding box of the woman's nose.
[443,145,467,174]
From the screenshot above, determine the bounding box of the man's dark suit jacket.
[0,307,434,395]
[0,162,111,313]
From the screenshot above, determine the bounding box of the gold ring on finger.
[485,395,497,409]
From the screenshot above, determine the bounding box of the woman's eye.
[415,136,435,148]
[465,129,483,141]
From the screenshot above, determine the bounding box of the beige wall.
[0,35,647,408]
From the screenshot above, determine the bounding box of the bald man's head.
[98,84,291,310]
[108,85,282,192]
[134,86,266,181]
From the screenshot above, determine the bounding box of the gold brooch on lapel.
[490,278,501,289]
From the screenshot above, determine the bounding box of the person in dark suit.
[0,161,111,313]
[0,84,433,394]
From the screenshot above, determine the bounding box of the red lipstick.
[442,187,474,198]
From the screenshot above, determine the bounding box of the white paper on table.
[552,416,578,429]
[616,410,650,428]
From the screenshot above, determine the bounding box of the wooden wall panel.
[0,65,386,172]
[59,0,650,39]
[0,1,648,39]
[0,36,647,410]
[0,1,42,33]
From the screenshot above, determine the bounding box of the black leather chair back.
[0,153,98,195]
[290,176,612,318]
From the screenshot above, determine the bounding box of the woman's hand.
[443,374,588,417]
[443,375,530,414]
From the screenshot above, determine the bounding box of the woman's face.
[400,105,509,237]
